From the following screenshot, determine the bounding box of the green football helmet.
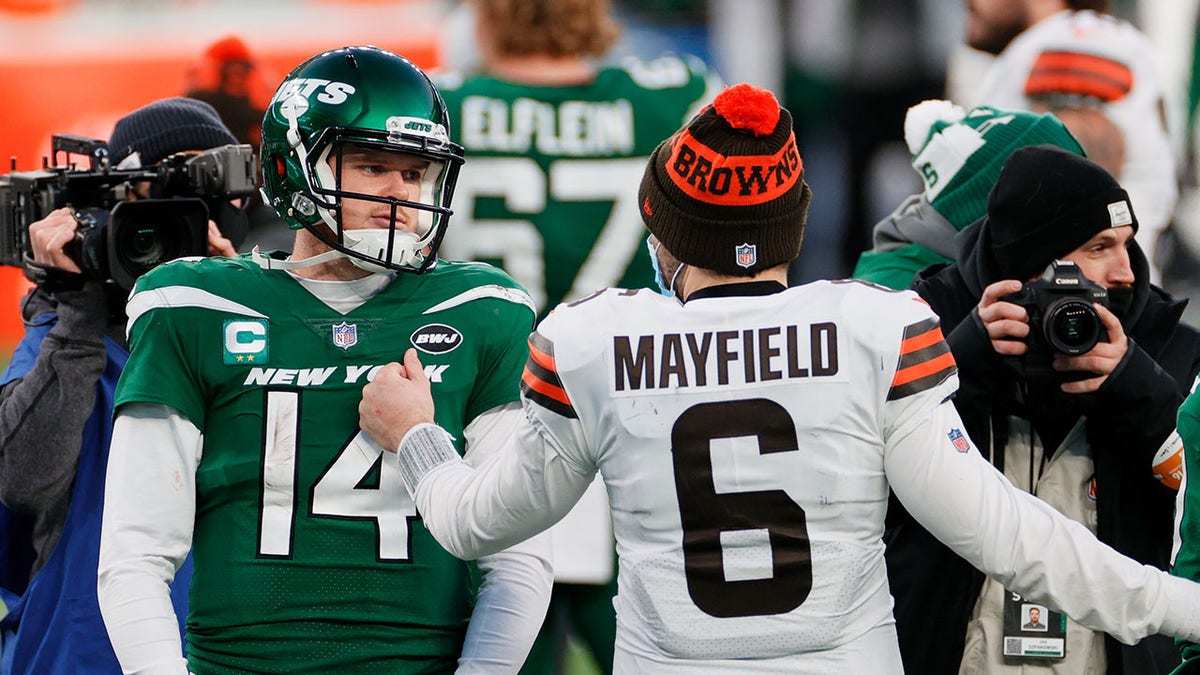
[261,46,464,273]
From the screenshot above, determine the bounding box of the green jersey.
[1174,387,1200,669]
[115,254,536,673]
[436,55,719,316]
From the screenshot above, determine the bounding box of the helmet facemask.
[288,122,461,274]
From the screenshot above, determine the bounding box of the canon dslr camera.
[1003,260,1109,356]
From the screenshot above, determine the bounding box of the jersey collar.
[685,280,787,303]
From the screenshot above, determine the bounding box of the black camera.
[1003,260,1109,356]
[0,134,257,290]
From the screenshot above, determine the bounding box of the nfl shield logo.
[735,243,757,269]
[332,322,358,350]
[948,428,970,453]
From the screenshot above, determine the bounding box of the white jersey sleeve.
[886,391,1200,644]
[402,403,598,562]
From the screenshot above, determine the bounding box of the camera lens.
[106,198,209,290]
[128,226,166,264]
[1043,298,1102,355]
[115,219,187,272]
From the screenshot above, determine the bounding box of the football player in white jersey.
[960,0,1178,282]
[359,84,1200,672]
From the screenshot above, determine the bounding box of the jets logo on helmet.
[386,116,450,146]
[259,45,465,274]
[273,78,358,107]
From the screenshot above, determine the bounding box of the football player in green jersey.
[436,0,721,316]
[97,46,552,674]
[436,2,719,672]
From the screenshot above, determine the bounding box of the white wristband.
[396,423,460,495]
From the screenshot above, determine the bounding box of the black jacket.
[885,221,1200,675]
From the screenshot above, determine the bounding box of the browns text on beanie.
[108,97,238,167]
[638,83,811,276]
[987,144,1136,280]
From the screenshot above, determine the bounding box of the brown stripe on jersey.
[888,317,957,400]
[521,370,577,418]
[522,331,577,418]
[1025,51,1133,102]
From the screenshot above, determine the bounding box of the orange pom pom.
[712,83,781,136]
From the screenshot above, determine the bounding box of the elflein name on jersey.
[612,322,840,393]
[460,96,634,156]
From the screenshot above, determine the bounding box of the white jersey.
[404,282,1200,672]
[970,10,1178,266]
[529,282,953,665]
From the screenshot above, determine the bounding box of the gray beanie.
[108,97,238,166]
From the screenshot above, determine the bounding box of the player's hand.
[359,348,435,453]
[978,279,1029,356]
[1055,303,1128,394]
[207,221,237,257]
[28,207,83,274]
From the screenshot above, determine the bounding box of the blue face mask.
[646,235,673,297]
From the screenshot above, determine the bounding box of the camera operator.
[885,144,1200,675]
[0,97,241,673]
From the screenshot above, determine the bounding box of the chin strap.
[250,245,436,276]
[251,246,344,271]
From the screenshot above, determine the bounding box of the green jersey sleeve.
[1173,389,1200,666]
[117,257,266,427]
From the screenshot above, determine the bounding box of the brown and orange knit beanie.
[638,83,811,276]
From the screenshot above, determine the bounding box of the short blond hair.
[475,0,619,59]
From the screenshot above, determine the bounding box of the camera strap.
[21,253,86,294]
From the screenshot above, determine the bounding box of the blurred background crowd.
[3,0,1200,354]
[3,1,1200,673]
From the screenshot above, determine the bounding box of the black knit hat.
[638,83,811,276]
[987,144,1137,280]
[108,97,238,167]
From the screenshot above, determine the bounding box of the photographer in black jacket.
[0,97,243,673]
[887,145,1200,674]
